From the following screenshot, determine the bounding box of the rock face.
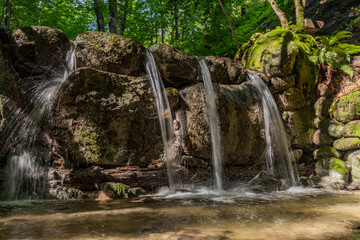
[149,44,198,88]
[177,82,265,166]
[204,56,246,84]
[53,67,162,167]
[75,31,145,76]
[10,26,71,77]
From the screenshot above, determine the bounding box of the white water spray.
[4,48,76,200]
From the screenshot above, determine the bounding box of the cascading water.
[198,59,223,191]
[145,50,179,193]
[3,48,76,200]
[247,73,299,187]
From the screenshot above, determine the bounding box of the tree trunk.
[218,0,239,49]
[267,0,289,29]
[174,0,179,41]
[294,0,306,31]
[162,28,165,43]
[118,0,129,35]
[93,0,105,32]
[5,0,12,32]
[109,0,118,33]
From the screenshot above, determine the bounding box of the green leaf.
[338,64,354,78]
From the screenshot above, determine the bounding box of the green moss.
[313,146,340,159]
[329,158,348,175]
[331,90,360,123]
[102,182,129,198]
[333,137,360,151]
[165,87,179,97]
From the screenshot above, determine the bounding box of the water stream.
[247,73,299,187]
[145,50,178,193]
[198,59,223,191]
[3,48,76,200]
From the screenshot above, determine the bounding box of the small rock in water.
[96,191,111,201]
[343,220,360,230]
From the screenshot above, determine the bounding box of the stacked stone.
[313,57,360,189]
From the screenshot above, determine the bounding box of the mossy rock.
[313,146,341,160]
[240,29,299,77]
[315,157,348,178]
[344,150,360,179]
[328,122,345,138]
[276,87,305,111]
[56,187,84,199]
[282,105,315,150]
[333,137,360,151]
[165,87,180,110]
[101,182,129,199]
[75,31,145,76]
[312,129,334,147]
[269,76,295,93]
[344,120,360,138]
[314,97,331,117]
[332,91,360,123]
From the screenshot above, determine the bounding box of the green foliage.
[311,31,360,78]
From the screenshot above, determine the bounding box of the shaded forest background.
[0,0,359,58]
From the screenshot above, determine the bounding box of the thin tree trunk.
[109,0,118,33]
[162,28,165,43]
[174,0,179,41]
[218,0,239,49]
[267,0,289,29]
[118,0,128,35]
[294,0,306,31]
[5,0,12,32]
[93,0,105,32]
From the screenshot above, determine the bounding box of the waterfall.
[247,73,299,187]
[3,48,76,200]
[145,50,178,193]
[198,59,223,191]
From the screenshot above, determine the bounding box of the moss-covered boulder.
[75,31,145,76]
[315,157,348,178]
[10,26,71,77]
[53,67,163,166]
[344,120,360,138]
[240,30,299,77]
[101,182,130,199]
[328,122,345,138]
[313,146,341,160]
[344,150,360,179]
[333,137,360,151]
[269,76,295,93]
[204,56,246,84]
[312,129,333,147]
[149,44,198,88]
[282,106,315,149]
[276,87,305,111]
[332,91,360,123]
[314,97,331,117]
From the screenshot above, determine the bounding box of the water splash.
[145,50,179,193]
[247,73,299,187]
[3,48,76,200]
[198,59,223,191]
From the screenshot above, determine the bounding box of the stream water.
[0,190,359,240]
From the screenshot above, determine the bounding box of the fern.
[338,64,354,78]
[337,43,360,55]
[329,31,352,46]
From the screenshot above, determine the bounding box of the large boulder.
[204,56,246,84]
[75,31,145,76]
[332,91,360,123]
[344,150,360,179]
[9,26,71,77]
[176,82,265,166]
[149,44,198,88]
[333,138,360,151]
[282,106,315,149]
[239,30,299,77]
[315,157,348,179]
[53,67,162,166]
